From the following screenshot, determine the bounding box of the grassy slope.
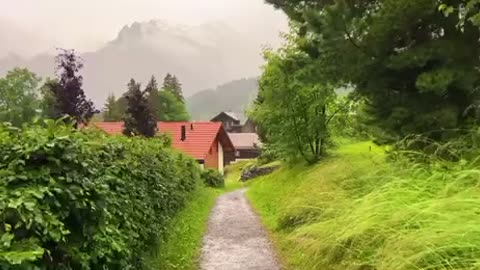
[247,141,480,270]
[145,187,220,270]
[224,160,252,191]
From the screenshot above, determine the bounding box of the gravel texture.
[200,189,281,270]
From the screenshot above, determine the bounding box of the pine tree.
[163,73,184,102]
[45,49,97,127]
[103,94,124,122]
[123,79,157,137]
[146,75,161,121]
[146,74,190,121]
[145,75,159,94]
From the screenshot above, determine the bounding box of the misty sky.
[1,0,287,57]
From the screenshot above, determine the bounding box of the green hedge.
[0,121,201,269]
[201,169,224,188]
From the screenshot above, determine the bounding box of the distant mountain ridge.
[187,78,258,121]
[0,19,282,106]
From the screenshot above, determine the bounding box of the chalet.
[210,111,242,133]
[92,122,235,174]
[210,111,257,133]
[228,133,262,160]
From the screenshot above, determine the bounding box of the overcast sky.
[1,0,287,57]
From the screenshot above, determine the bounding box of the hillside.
[0,20,282,106]
[187,78,258,121]
[246,142,480,269]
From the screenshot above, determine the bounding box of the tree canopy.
[103,94,125,122]
[266,0,480,141]
[163,73,184,102]
[0,68,41,126]
[123,79,157,137]
[45,49,98,126]
[249,33,349,163]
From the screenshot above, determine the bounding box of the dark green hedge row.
[201,169,224,188]
[0,121,202,269]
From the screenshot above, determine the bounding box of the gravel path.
[200,189,281,270]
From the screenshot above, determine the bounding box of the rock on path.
[200,189,281,270]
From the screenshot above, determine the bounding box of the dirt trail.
[199,189,281,270]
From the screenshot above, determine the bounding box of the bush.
[0,120,201,269]
[201,169,224,188]
[257,145,280,165]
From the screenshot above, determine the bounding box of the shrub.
[257,145,280,165]
[201,169,224,188]
[0,120,201,269]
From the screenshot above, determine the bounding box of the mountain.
[0,20,283,107]
[187,78,258,121]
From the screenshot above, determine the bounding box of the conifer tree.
[123,79,157,137]
[103,94,124,122]
[163,73,184,102]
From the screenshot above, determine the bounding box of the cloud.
[1,0,287,55]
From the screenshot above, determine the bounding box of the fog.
[0,0,288,104]
[1,0,287,57]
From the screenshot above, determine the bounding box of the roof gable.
[211,111,240,123]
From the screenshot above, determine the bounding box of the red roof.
[91,122,234,160]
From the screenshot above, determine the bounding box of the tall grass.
[247,141,480,269]
[223,160,252,191]
[145,187,220,270]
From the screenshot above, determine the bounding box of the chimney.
[190,123,194,130]
[181,125,186,141]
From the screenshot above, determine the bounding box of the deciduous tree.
[250,36,348,163]
[267,0,480,140]
[0,68,41,126]
[46,49,98,127]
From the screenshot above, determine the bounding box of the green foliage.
[223,161,251,192]
[155,91,190,122]
[0,68,41,126]
[268,0,480,140]
[163,73,184,102]
[45,49,98,126]
[145,187,220,270]
[392,127,480,162]
[39,78,60,120]
[248,141,480,270]
[123,79,157,137]
[250,35,351,163]
[440,1,480,27]
[201,169,225,188]
[103,94,124,122]
[257,145,280,165]
[146,75,190,122]
[0,120,201,269]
